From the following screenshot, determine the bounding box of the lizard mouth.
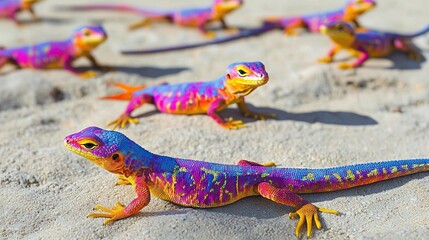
[232,76,269,86]
[64,140,103,166]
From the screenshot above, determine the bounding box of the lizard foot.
[116,175,132,186]
[407,52,422,61]
[318,57,333,63]
[221,117,246,130]
[338,62,355,69]
[243,112,276,120]
[88,202,125,225]
[107,114,138,130]
[289,203,339,237]
[204,31,216,38]
[79,70,97,79]
[284,29,298,36]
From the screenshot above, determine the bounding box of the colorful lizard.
[0,0,43,24]
[120,0,376,54]
[64,126,429,237]
[0,25,108,78]
[101,61,274,130]
[318,21,429,69]
[264,0,376,35]
[60,0,243,36]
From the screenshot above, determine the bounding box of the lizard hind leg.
[257,182,339,237]
[237,160,276,167]
[394,38,423,60]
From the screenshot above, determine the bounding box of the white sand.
[1,0,429,239]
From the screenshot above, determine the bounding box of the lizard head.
[224,61,269,96]
[72,25,107,52]
[320,21,356,47]
[64,127,148,176]
[21,0,44,9]
[213,0,243,15]
[344,0,376,20]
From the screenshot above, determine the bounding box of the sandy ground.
[1,0,429,239]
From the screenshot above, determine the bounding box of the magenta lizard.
[60,0,243,36]
[65,126,429,237]
[0,0,43,24]
[0,25,108,78]
[319,21,429,69]
[101,61,274,130]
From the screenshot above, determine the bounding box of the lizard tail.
[400,24,429,38]
[121,23,277,54]
[100,82,146,101]
[56,4,168,17]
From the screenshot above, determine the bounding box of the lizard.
[0,0,43,24]
[263,0,376,35]
[120,0,376,55]
[101,61,274,130]
[64,126,429,237]
[318,21,429,69]
[0,25,109,78]
[59,0,243,37]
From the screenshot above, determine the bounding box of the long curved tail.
[121,22,278,54]
[100,82,146,101]
[398,24,429,38]
[273,158,429,193]
[57,4,169,18]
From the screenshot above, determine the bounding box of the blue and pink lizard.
[65,126,429,237]
[60,0,243,36]
[0,25,108,78]
[102,61,274,130]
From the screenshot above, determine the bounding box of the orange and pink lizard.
[102,61,274,130]
[319,21,429,69]
[0,25,108,78]
[0,0,43,24]
[60,0,243,36]
[65,126,429,237]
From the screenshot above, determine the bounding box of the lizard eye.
[237,69,247,76]
[82,29,91,36]
[82,143,97,150]
[112,153,119,160]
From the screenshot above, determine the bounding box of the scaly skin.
[61,0,243,36]
[65,127,429,237]
[319,21,429,69]
[0,25,109,78]
[0,0,43,24]
[102,61,274,130]
[264,0,376,35]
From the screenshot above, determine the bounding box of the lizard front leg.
[237,98,275,120]
[88,176,150,224]
[338,48,369,69]
[107,94,152,130]
[318,45,341,63]
[257,182,339,237]
[63,56,97,78]
[86,53,114,71]
[207,98,245,129]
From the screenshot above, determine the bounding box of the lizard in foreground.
[319,21,429,69]
[0,0,43,24]
[121,0,376,55]
[101,61,274,130]
[65,126,429,237]
[0,25,108,78]
[60,0,243,36]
